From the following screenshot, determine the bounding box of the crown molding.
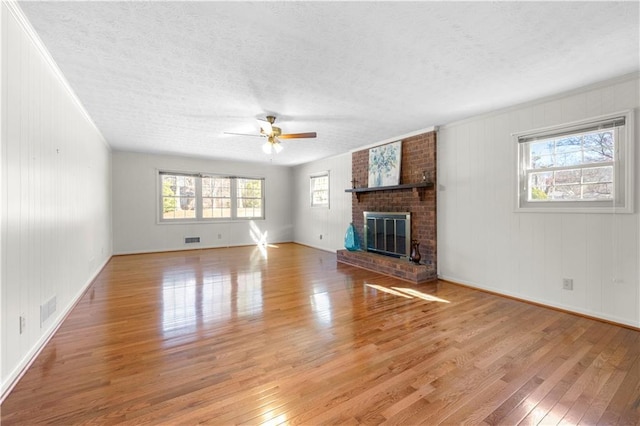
[350,125,438,153]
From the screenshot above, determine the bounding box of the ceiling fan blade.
[278,132,317,139]
[257,119,272,135]
[224,132,263,137]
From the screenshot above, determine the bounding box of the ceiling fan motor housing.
[226,115,315,151]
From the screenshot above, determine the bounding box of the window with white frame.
[160,171,264,221]
[516,111,633,213]
[310,171,329,207]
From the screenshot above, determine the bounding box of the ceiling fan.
[225,116,317,154]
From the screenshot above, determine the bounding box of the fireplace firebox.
[363,211,411,259]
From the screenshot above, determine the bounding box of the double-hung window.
[516,111,634,213]
[160,171,264,221]
[310,171,330,207]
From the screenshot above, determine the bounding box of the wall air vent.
[40,295,57,326]
[185,237,201,244]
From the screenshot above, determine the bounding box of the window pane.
[583,131,613,163]
[530,141,554,158]
[531,154,554,169]
[550,184,582,201]
[530,130,615,170]
[312,191,328,205]
[528,171,552,200]
[554,150,583,167]
[162,176,178,214]
[312,176,329,190]
[524,128,619,203]
[310,174,329,206]
[203,177,231,197]
[583,166,612,183]
[202,197,231,218]
[554,136,582,155]
[236,178,263,218]
[555,169,581,185]
[162,175,196,220]
[162,176,177,196]
[202,176,232,219]
[163,197,196,219]
[237,200,262,218]
[583,183,612,199]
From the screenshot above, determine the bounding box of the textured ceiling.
[18,1,640,166]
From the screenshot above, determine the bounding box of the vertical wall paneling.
[437,126,455,276]
[0,1,4,384]
[438,74,640,327]
[291,152,352,252]
[1,3,112,400]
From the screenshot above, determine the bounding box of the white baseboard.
[438,274,640,330]
[0,256,112,404]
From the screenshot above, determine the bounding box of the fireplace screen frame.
[363,211,411,259]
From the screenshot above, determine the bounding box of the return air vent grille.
[185,237,201,244]
[40,295,57,326]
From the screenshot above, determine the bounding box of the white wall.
[112,151,293,254]
[1,2,112,399]
[292,152,352,252]
[438,74,640,328]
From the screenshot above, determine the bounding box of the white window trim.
[310,171,330,208]
[157,170,265,223]
[514,110,634,214]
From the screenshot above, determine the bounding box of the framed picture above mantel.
[368,140,402,188]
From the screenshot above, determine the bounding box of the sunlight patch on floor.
[365,283,450,303]
[392,287,450,303]
[260,413,287,426]
[366,283,413,299]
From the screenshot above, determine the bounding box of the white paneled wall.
[112,151,293,254]
[292,152,352,252]
[438,74,640,327]
[1,3,112,398]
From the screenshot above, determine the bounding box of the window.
[516,111,634,213]
[236,178,264,218]
[160,171,264,221]
[310,172,329,207]
[202,176,231,219]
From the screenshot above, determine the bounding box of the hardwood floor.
[1,243,639,425]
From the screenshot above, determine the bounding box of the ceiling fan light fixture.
[227,115,313,155]
[262,139,283,154]
[262,141,272,154]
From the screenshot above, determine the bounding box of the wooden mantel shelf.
[345,181,434,201]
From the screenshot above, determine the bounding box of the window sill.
[157,218,265,225]
[515,205,633,214]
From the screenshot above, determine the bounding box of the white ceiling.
[18,1,640,166]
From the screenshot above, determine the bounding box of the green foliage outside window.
[531,187,548,200]
[163,179,176,212]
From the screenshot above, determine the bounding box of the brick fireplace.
[337,130,437,283]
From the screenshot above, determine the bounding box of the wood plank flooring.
[1,243,638,425]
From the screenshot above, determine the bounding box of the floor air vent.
[185,237,201,244]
